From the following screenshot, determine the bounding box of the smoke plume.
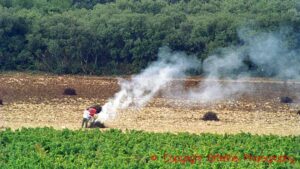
[186,50,248,103]
[185,28,300,102]
[97,47,199,122]
[97,28,300,123]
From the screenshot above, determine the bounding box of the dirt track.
[0,73,300,135]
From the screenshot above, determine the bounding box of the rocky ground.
[1,73,300,135]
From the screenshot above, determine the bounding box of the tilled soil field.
[0,73,300,135]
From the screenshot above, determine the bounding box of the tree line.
[0,0,299,75]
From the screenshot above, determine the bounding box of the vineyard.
[0,128,299,168]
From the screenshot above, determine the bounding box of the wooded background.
[0,0,299,75]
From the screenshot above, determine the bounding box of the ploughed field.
[0,73,300,135]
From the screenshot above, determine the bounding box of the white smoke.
[97,47,199,123]
[185,29,300,102]
[97,28,300,123]
[187,50,248,102]
[241,29,300,79]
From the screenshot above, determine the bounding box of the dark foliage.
[0,0,298,75]
[0,99,3,105]
[72,0,115,9]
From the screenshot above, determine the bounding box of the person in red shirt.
[88,107,97,117]
[82,105,102,128]
[88,107,98,128]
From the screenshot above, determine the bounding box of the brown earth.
[0,72,300,135]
